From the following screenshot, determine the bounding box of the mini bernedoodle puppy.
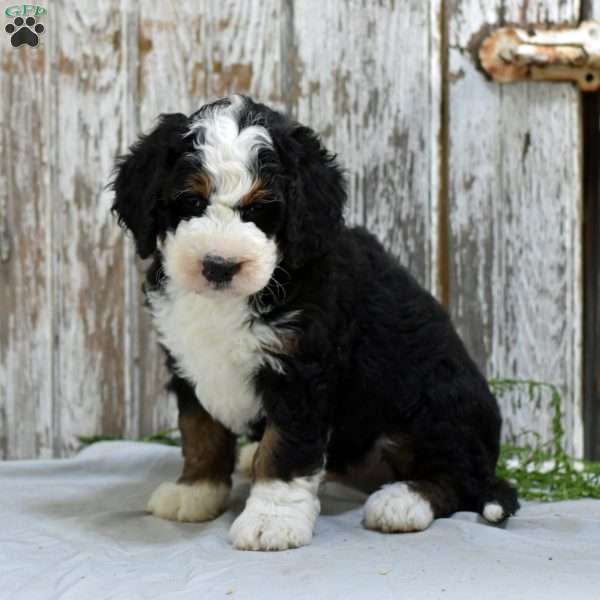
[111,95,519,551]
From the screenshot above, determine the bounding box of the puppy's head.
[111,95,346,297]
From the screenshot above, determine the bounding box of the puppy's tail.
[479,477,520,524]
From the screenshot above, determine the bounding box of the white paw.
[147,481,230,522]
[229,478,321,551]
[363,482,434,533]
[482,501,505,523]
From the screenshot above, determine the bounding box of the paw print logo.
[5,16,45,48]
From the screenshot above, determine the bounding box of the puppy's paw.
[229,479,320,551]
[363,482,434,533]
[229,507,315,551]
[147,481,230,522]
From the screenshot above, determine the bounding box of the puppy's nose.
[202,255,241,285]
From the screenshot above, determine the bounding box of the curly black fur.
[111,96,519,524]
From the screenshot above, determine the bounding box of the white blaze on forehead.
[189,97,272,207]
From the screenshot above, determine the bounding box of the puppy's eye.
[240,203,265,221]
[239,200,283,235]
[176,192,208,217]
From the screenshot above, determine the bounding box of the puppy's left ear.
[275,125,347,269]
[111,113,191,259]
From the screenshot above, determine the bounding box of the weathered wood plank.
[288,0,442,292]
[448,0,583,454]
[120,0,143,442]
[138,1,284,129]
[590,1,600,16]
[135,0,284,436]
[0,14,53,458]
[53,0,129,455]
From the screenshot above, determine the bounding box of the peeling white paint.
[0,0,585,458]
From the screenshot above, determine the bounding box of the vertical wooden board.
[287,0,442,291]
[138,1,284,131]
[202,1,284,108]
[119,0,143,442]
[135,1,284,436]
[53,0,129,454]
[447,0,583,454]
[0,16,53,458]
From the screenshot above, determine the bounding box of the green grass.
[79,379,600,502]
[78,428,180,447]
[491,378,600,501]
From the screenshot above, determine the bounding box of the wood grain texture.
[0,17,53,458]
[135,0,284,437]
[52,1,130,455]
[447,0,583,454]
[0,1,588,458]
[287,0,443,292]
[120,0,143,441]
[587,0,600,16]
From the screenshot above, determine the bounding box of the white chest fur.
[148,285,284,434]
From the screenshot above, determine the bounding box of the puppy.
[111,95,518,551]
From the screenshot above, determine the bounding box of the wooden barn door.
[0,0,590,457]
[447,1,585,457]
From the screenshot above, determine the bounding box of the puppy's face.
[162,99,283,297]
[112,95,346,299]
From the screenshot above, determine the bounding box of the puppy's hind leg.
[363,479,459,533]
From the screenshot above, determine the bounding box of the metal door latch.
[479,21,600,91]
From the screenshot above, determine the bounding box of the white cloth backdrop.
[1,442,598,600]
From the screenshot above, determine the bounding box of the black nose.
[202,255,241,285]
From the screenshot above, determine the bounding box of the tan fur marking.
[240,179,268,206]
[178,406,236,485]
[187,172,213,198]
[261,329,298,356]
[252,425,281,481]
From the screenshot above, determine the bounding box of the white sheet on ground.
[1,441,599,600]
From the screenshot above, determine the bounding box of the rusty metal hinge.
[479,21,600,91]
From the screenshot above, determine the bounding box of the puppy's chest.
[148,287,283,434]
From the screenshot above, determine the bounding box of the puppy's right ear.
[111,113,191,259]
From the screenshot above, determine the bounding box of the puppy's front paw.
[229,506,315,551]
[147,481,230,522]
[229,480,320,551]
[363,482,434,533]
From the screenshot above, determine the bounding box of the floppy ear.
[275,125,347,269]
[111,113,191,259]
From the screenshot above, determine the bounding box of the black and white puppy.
[112,95,519,551]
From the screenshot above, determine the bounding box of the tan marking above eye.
[187,172,213,198]
[240,180,268,207]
